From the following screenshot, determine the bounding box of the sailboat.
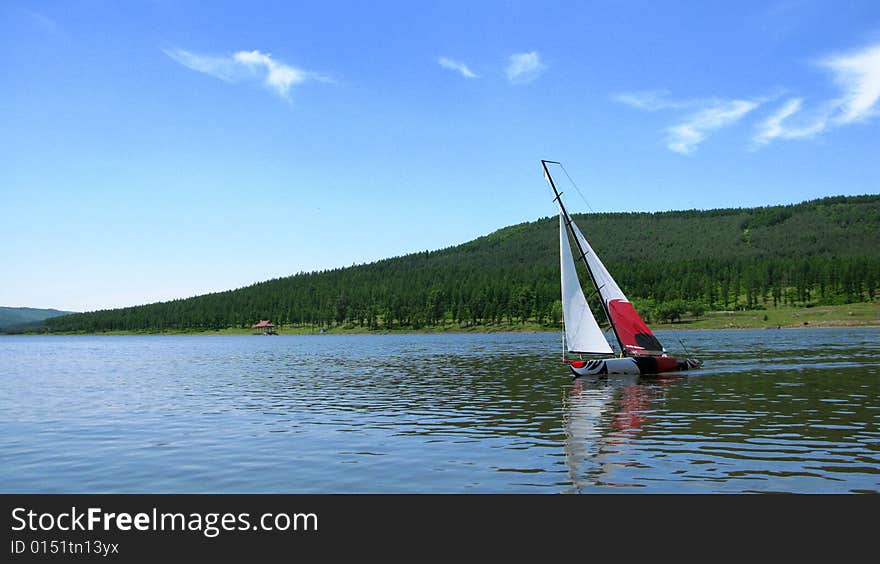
[542,160,702,377]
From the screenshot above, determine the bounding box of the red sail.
[608,300,665,356]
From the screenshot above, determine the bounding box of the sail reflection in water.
[562,376,677,492]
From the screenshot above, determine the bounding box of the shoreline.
[6,303,877,337]
[6,322,879,337]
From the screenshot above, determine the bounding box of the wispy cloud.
[667,100,760,154]
[233,50,312,98]
[615,89,765,153]
[163,48,240,81]
[24,10,58,34]
[754,42,880,146]
[754,98,830,145]
[163,47,327,100]
[618,42,880,152]
[613,90,695,111]
[821,43,880,124]
[506,51,545,84]
[438,57,478,79]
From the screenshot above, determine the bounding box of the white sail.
[559,214,614,354]
[568,214,666,354]
[567,218,628,304]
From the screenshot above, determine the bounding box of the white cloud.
[233,50,309,98]
[754,97,829,145]
[163,48,241,81]
[618,43,880,151]
[821,43,880,124]
[438,57,478,78]
[753,42,880,146]
[163,47,324,100]
[614,90,765,153]
[613,90,693,111]
[506,51,545,84]
[667,100,759,155]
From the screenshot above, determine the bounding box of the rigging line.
[677,334,691,356]
[665,324,690,356]
[559,163,595,213]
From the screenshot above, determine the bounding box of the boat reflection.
[561,375,678,493]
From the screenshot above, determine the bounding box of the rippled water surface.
[1,328,878,493]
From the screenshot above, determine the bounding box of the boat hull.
[566,356,702,377]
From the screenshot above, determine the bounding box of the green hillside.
[0,307,75,329]
[29,195,880,334]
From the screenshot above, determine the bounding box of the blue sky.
[2,1,879,311]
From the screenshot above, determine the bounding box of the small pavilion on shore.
[252,320,277,335]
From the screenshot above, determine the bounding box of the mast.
[542,159,627,356]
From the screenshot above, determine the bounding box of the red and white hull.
[566,356,702,377]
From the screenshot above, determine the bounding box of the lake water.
[1,328,878,493]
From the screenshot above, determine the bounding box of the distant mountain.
[28,194,880,333]
[0,307,76,329]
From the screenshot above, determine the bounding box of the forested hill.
[35,195,880,333]
[0,307,75,329]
